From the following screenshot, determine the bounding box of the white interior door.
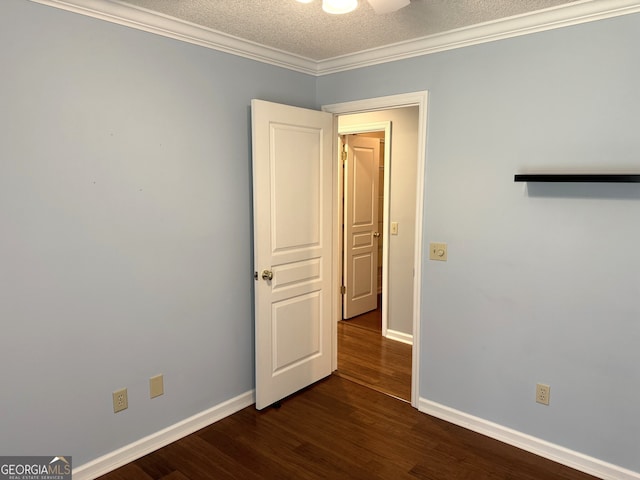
[343,135,380,319]
[251,99,334,410]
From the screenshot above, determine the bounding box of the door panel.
[343,135,380,319]
[252,99,333,410]
[352,253,374,297]
[272,126,321,250]
[272,292,321,372]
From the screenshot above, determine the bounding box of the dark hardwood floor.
[98,375,600,480]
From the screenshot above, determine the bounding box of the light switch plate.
[429,242,447,261]
[150,374,164,399]
[390,222,399,235]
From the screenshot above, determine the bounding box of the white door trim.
[323,91,429,408]
[339,123,391,336]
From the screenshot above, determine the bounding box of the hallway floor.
[336,298,412,401]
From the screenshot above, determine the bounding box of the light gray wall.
[339,108,419,335]
[0,0,315,465]
[319,13,640,472]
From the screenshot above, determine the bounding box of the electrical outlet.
[112,388,128,413]
[536,383,550,405]
[150,374,164,399]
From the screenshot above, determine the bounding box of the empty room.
[2,1,640,479]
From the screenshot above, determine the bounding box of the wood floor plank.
[134,447,176,478]
[158,472,190,480]
[157,436,241,480]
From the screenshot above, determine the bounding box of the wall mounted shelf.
[514,174,640,183]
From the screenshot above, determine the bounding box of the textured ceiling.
[116,0,578,60]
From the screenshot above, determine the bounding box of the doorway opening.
[251,92,427,410]
[326,100,425,405]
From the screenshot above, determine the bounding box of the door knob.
[261,269,273,281]
[373,232,380,238]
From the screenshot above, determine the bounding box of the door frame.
[323,91,428,408]
[339,124,391,336]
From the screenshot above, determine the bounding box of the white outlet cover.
[536,383,550,405]
[112,388,128,413]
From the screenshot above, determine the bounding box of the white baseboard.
[419,397,640,480]
[73,390,255,480]
[385,329,413,345]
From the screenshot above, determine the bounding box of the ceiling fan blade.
[367,0,410,14]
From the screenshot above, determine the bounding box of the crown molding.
[317,0,640,74]
[30,0,640,77]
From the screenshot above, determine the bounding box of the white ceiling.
[34,0,640,74]
[115,0,576,60]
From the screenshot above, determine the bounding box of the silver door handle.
[261,270,273,281]
[373,232,380,238]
